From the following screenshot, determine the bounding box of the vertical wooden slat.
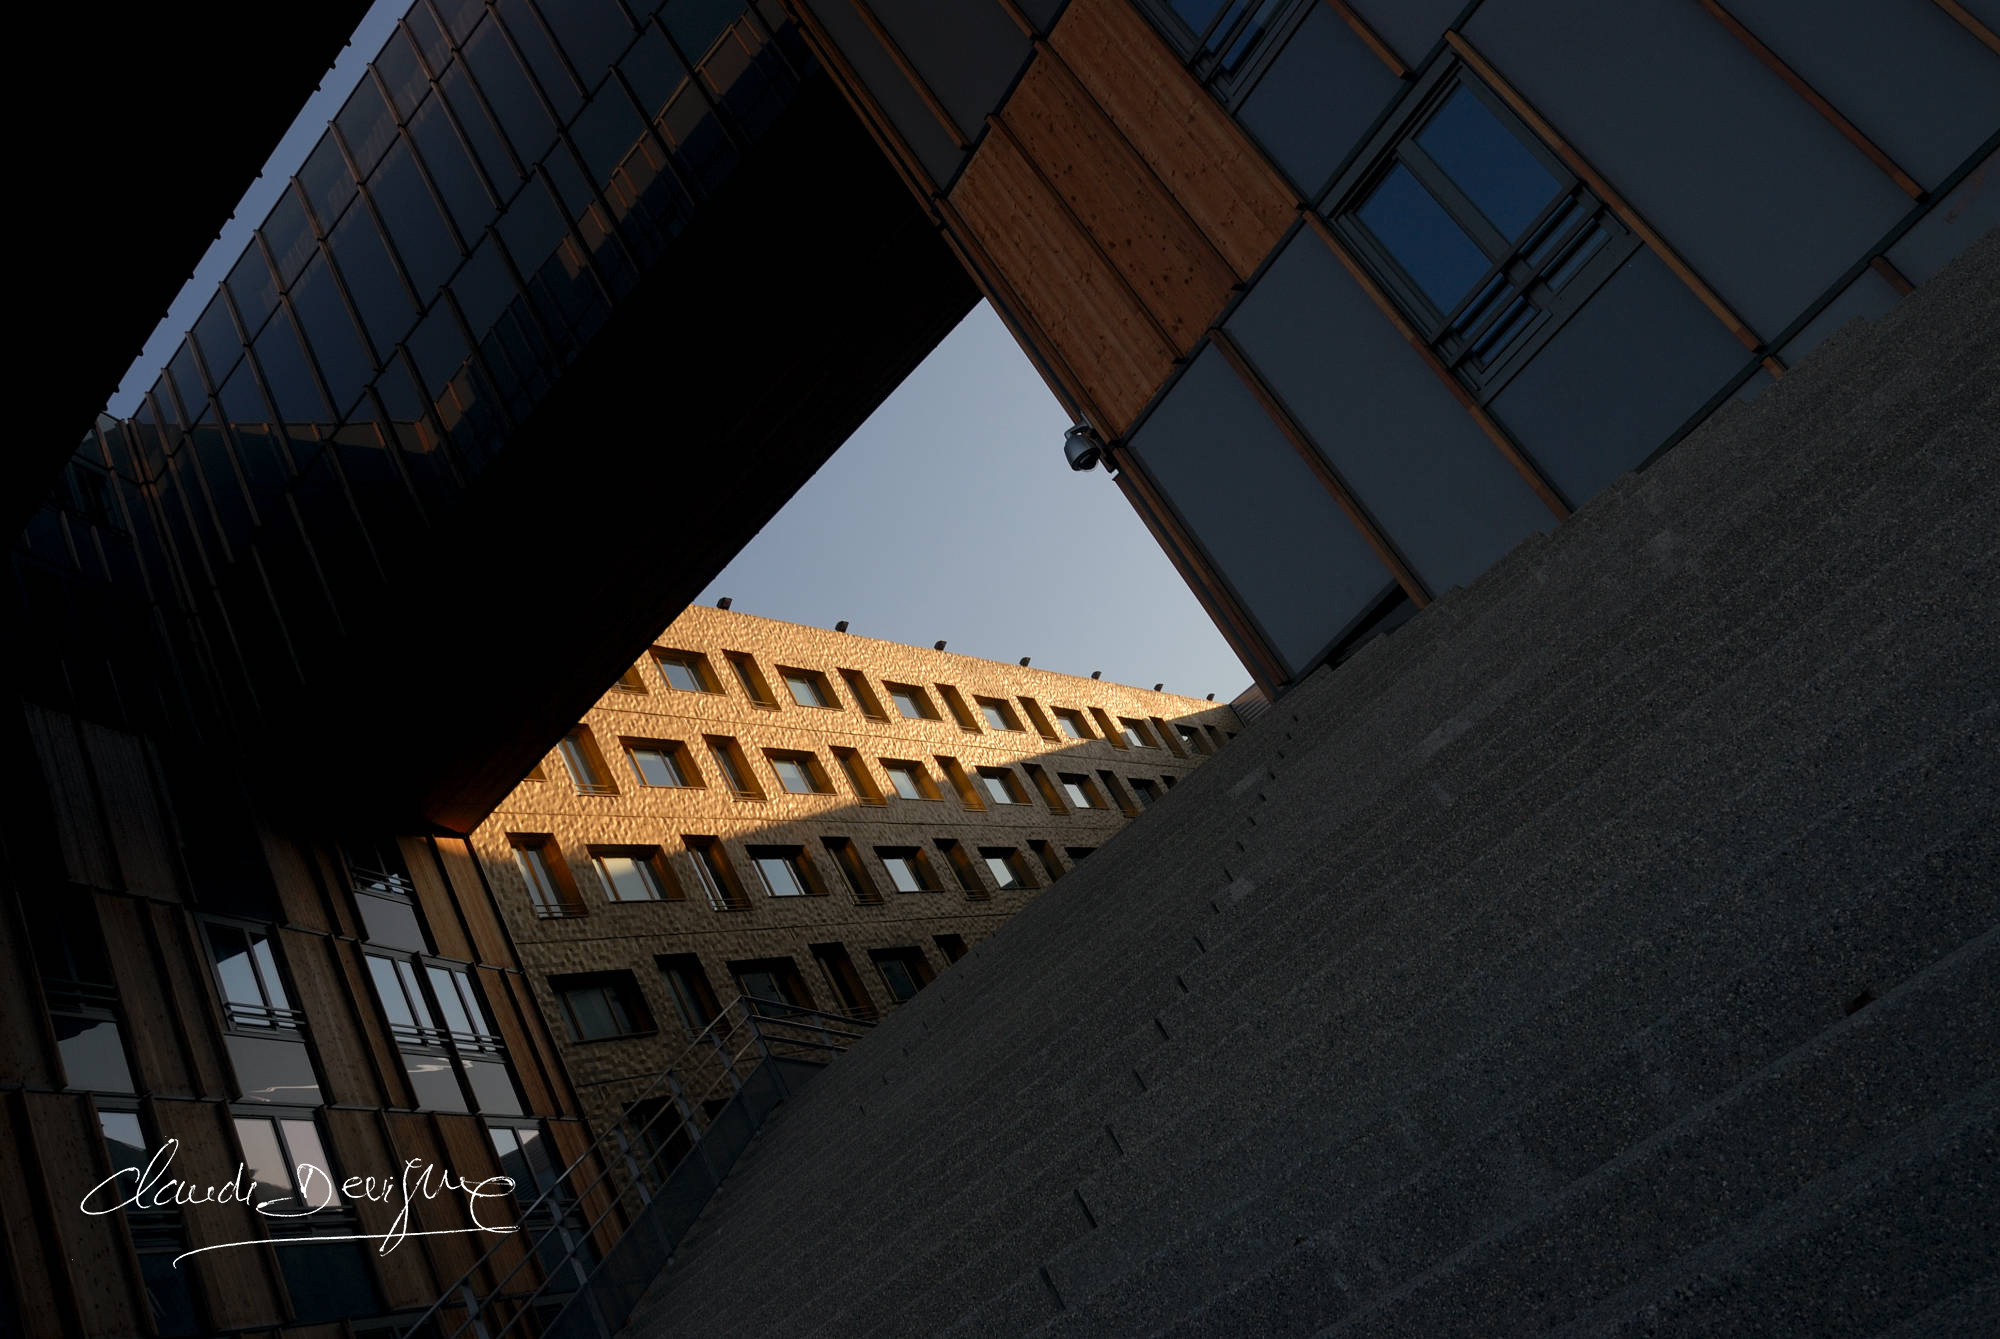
[1931,0,2000,56]
[321,1108,439,1309]
[98,893,196,1097]
[278,928,386,1107]
[149,1098,290,1330]
[1323,0,1407,76]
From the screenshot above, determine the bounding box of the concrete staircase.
[621,232,1999,1338]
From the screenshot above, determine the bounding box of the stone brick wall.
[468,605,1240,1130]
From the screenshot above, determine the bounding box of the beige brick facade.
[469,605,1240,1131]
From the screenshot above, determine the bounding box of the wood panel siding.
[999,58,1240,346]
[433,836,514,968]
[279,928,388,1108]
[99,893,201,1097]
[383,1111,487,1295]
[79,722,182,902]
[263,827,336,934]
[23,702,119,890]
[480,966,555,1116]
[323,1108,439,1308]
[154,905,235,1097]
[0,902,57,1089]
[504,969,580,1117]
[15,1091,149,1337]
[403,835,474,963]
[547,1117,627,1257]
[952,132,1177,432]
[1047,0,1294,279]
[150,1097,290,1329]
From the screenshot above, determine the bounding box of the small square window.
[559,728,616,794]
[765,749,830,795]
[977,696,1022,731]
[884,681,937,720]
[976,767,1027,806]
[882,760,932,801]
[1176,723,1209,755]
[1058,773,1104,809]
[1053,709,1091,740]
[613,665,647,693]
[1119,718,1156,748]
[510,835,585,918]
[745,845,815,898]
[653,650,716,693]
[780,667,836,709]
[980,847,1034,891]
[626,739,695,788]
[874,847,937,893]
[1131,778,1161,808]
[591,847,674,902]
[868,947,933,1002]
[705,736,760,798]
[550,971,653,1041]
[725,651,777,706]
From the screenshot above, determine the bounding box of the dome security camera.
[1063,424,1103,472]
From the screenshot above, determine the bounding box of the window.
[1132,778,1162,808]
[95,1110,203,1333]
[935,755,984,809]
[683,836,747,911]
[779,666,837,708]
[510,835,584,918]
[613,664,647,693]
[1099,770,1140,816]
[234,1114,345,1217]
[1176,723,1209,755]
[882,759,934,801]
[206,922,302,1031]
[626,738,697,788]
[810,943,878,1020]
[976,696,1022,731]
[1091,707,1127,747]
[765,749,831,795]
[875,847,939,893]
[590,846,677,902]
[657,955,721,1033]
[1059,772,1105,809]
[831,746,884,803]
[365,954,439,1047]
[1335,74,1633,398]
[550,971,653,1041]
[725,650,776,706]
[1119,718,1156,748]
[935,838,986,897]
[31,902,136,1094]
[1018,696,1060,740]
[868,947,933,1003]
[1030,840,1065,881]
[935,683,981,731]
[1149,0,1293,93]
[884,681,937,720]
[1151,716,1186,757]
[980,847,1035,891]
[558,728,616,794]
[821,836,882,904]
[1053,708,1091,740]
[745,845,817,898]
[729,958,816,1015]
[652,649,716,693]
[933,933,968,964]
[1023,763,1068,813]
[704,735,761,798]
[339,838,415,896]
[840,668,887,719]
[976,767,1028,806]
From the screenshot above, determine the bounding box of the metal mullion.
[1397,141,1514,261]
[513,0,619,104]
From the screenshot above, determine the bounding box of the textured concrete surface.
[620,231,1999,1338]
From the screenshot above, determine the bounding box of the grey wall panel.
[1964,0,2000,28]
[1129,345,1394,673]
[869,1,1033,143]
[1888,148,2000,284]
[1725,0,2000,190]
[1466,0,1911,339]
[1224,233,1551,594]
[1239,4,1404,196]
[805,0,966,185]
[1347,0,1463,69]
[1491,250,1748,504]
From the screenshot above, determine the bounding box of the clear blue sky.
[698,303,1250,701]
[108,2,1251,703]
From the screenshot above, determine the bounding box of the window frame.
[651,648,718,694]
[777,665,839,710]
[874,846,940,894]
[883,680,938,721]
[624,737,699,788]
[549,970,655,1043]
[589,845,677,902]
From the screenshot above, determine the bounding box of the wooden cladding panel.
[263,827,335,935]
[153,906,234,1097]
[382,1111,487,1294]
[1056,0,1288,279]
[15,1091,149,1337]
[149,1098,290,1330]
[546,1117,626,1258]
[0,902,56,1089]
[78,721,181,901]
[952,131,1177,432]
[1048,0,1294,279]
[322,1109,437,1308]
[505,969,578,1117]
[1000,58,1240,346]
[433,836,514,968]
[22,702,118,889]
[99,893,200,1097]
[280,928,388,1108]
[481,966,556,1116]
[0,1097,66,1339]
[403,835,474,963]
[432,1112,532,1294]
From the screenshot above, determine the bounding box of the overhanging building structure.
[3,2,1995,1337]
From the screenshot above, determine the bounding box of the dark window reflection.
[1358,164,1493,310]
[56,1017,135,1092]
[1416,87,1561,241]
[369,142,461,296]
[410,95,499,243]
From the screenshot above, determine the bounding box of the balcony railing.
[396,995,872,1339]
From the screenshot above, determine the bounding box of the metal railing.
[397,996,873,1339]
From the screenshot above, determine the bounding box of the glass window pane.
[233,1117,294,1195]
[298,133,358,232]
[99,1112,150,1182]
[658,657,701,691]
[367,955,416,1026]
[566,985,616,1038]
[279,1118,343,1207]
[329,206,417,360]
[290,255,374,417]
[597,854,655,901]
[784,673,824,707]
[376,28,431,118]
[253,310,332,424]
[773,758,812,793]
[755,857,806,897]
[56,1018,133,1092]
[884,857,921,893]
[262,185,319,287]
[410,95,499,244]
[210,926,261,1006]
[1357,163,1493,312]
[984,856,1018,888]
[890,688,925,718]
[396,960,438,1029]
[1416,87,1561,242]
[426,966,477,1035]
[466,17,560,165]
[249,932,290,1010]
[632,747,683,786]
[876,958,917,1002]
[440,62,523,192]
[369,142,461,296]
[337,78,399,178]
[227,247,280,335]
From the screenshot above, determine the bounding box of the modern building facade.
[4,2,1994,1337]
[473,605,1238,1135]
[785,0,1999,689]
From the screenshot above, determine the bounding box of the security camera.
[1063,424,1102,472]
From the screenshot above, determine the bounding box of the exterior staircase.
[621,231,1999,1338]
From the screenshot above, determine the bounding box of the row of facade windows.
[511,829,1097,917]
[617,644,1228,755]
[551,935,966,1045]
[547,721,1181,815]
